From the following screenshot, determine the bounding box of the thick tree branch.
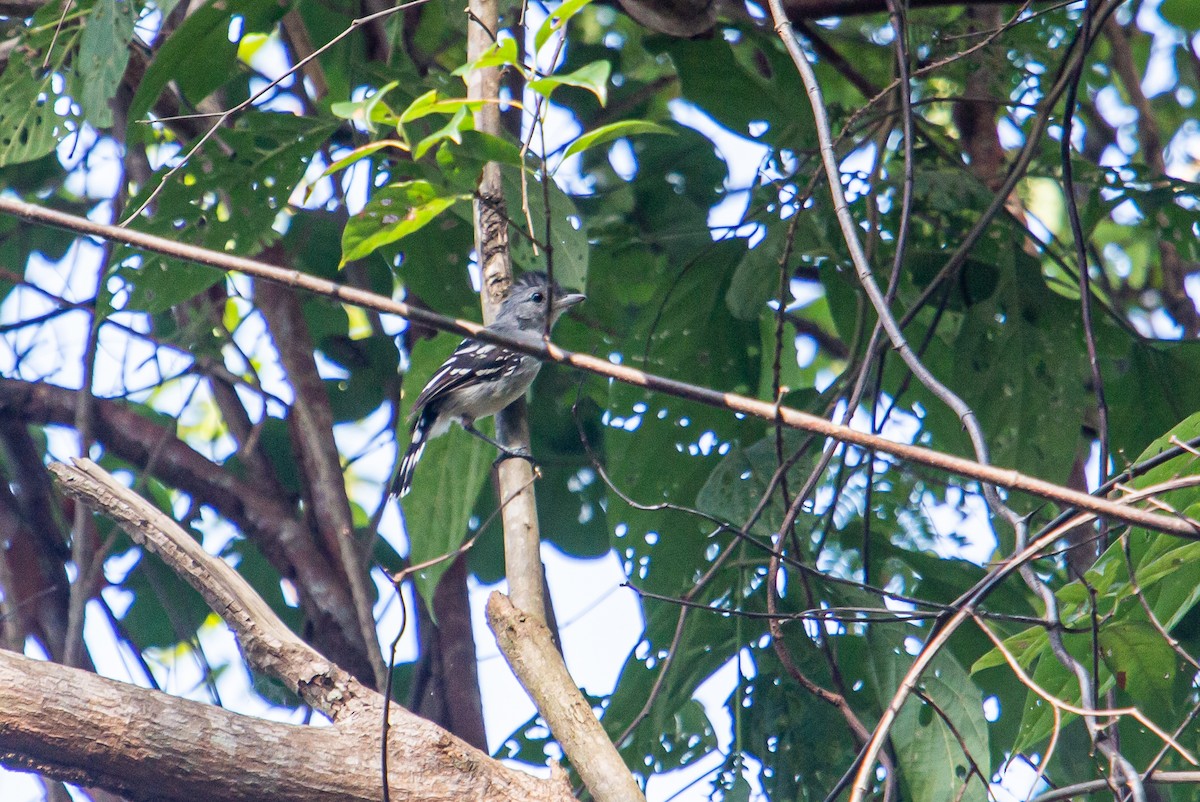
[3,459,577,802]
[466,0,548,625]
[409,556,488,751]
[0,196,1196,537]
[0,377,374,682]
[463,5,640,798]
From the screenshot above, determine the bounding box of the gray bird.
[392,271,585,497]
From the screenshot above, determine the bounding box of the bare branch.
[17,459,577,802]
[0,377,374,681]
[0,196,1197,537]
[486,591,646,802]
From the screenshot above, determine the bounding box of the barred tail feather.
[392,412,432,497]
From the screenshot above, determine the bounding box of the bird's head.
[495,271,586,332]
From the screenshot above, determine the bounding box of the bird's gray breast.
[443,349,542,421]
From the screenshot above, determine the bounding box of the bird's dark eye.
[530,291,544,303]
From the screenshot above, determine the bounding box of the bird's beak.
[554,293,586,312]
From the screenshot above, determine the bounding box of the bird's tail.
[391,410,432,497]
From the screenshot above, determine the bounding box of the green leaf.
[606,602,729,773]
[529,60,611,106]
[696,429,811,540]
[77,0,136,128]
[941,257,1090,484]
[122,550,211,649]
[1011,632,1099,754]
[434,131,526,190]
[534,0,595,53]
[452,37,521,76]
[398,90,482,126]
[398,334,493,609]
[413,104,472,160]
[970,627,1046,674]
[128,0,289,125]
[871,633,989,802]
[1099,621,1176,710]
[330,81,400,132]
[0,54,73,167]
[498,169,589,291]
[1160,0,1200,29]
[323,140,410,177]
[727,228,786,321]
[560,120,674,163]
[340,180,468,265]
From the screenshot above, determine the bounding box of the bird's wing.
[408,339,526,418]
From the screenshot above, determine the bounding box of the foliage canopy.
[3,0,1200,800]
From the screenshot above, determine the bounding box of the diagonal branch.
[0,376,375,682]
[40,458,575,802]
[0,195,1197,538]
[256,276,387,689]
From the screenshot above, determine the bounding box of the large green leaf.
[1160,0,1200,29]
[947,258,1090,486]
[1099,621,1176,712]
[341,180,468,265]
[695,429,811,541]
[650,27,815,147]
[871,633,990,802]
[503,168,590,292]
[76,0,136,128]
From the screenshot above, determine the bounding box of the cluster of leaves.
[4,0,1200,799]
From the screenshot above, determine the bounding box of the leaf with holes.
[871,631,990,802]
[0,54,74,167]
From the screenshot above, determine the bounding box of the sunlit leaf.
[534,0,595,53]
[341,180,468,265]
[529,60,611,105]
[560,120,674,162]
[322,140,410,178]
[451,36,521,76]
[330,81,401,132]
[413,105,473,160]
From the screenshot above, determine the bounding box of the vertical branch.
[463,7,642,800]
[64,257,104,670]
[1061,5,1110,484]
[467,0,546,622]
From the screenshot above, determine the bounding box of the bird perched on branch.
[392,271,586,497]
